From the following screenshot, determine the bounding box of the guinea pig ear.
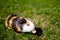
[18,18,26,24]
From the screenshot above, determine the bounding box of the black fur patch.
[30,27,43,36]
[34,27,43,36]
[18,18,26,24]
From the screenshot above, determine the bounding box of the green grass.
[0,0,60,40]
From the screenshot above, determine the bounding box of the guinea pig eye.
[27,24,30,26]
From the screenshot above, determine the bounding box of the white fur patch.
[32,30,36,33]
[22,19,35,32]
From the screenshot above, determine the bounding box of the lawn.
[0,0,60,40]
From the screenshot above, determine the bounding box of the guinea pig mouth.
[31,30,36,34]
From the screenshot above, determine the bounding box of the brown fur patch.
[5,14,17,29]
[12,17,23,33]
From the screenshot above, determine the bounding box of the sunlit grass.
[0,0,60,40]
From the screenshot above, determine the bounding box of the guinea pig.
[5,14,43,36]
